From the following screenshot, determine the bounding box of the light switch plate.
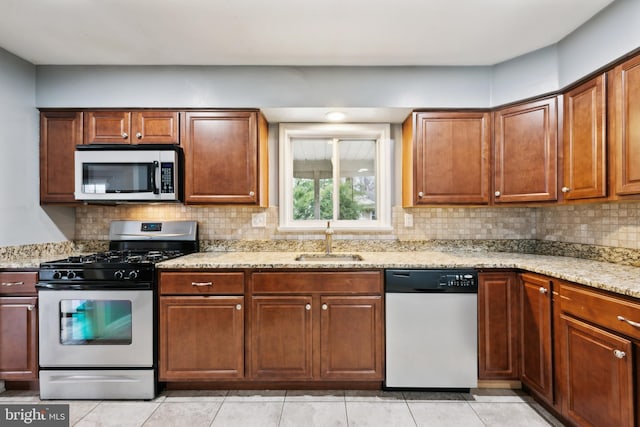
[404,213,414,227]
[252,212,267,228]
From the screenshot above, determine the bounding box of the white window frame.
[279,123,392,231]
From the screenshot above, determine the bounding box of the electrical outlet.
[404,213,414,227]
[252,212,267,228]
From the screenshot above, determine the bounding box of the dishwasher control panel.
[439,273,476,288]
[385,269,478,293]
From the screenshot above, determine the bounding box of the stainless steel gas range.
[36,220,198,400]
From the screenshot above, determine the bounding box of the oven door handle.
[36,282,153,290]
[151,161,160,194]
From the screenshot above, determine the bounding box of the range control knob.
[52,271,62,280]
[66,271,76,279]
[128,270,139,280]
[114,270,125,280]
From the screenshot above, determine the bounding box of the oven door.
[38,289,153,367]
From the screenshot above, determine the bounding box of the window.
[279,123,391,231]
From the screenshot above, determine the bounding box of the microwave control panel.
[160,162,175,194]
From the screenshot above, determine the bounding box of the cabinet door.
[250,296,313,379]
[182,111,263,204]
[560,315,633,427]
[84,111,131,144]
[493,98,558,203]
[563,74,607,200]
[159,296,244,380]
[132,111,179,144]
[405,111,490,205]
[40,111,83,203]
[0,297,38,380]
[520,273,553,403]
[611,55,640,195]
[320,296,383,380]
[478,272,520,380]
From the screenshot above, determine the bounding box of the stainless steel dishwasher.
[384,269,478,390]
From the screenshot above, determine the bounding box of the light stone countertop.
[157,250,640,298]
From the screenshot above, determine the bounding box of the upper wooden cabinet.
[610,55,640,197]
[181,110,268,205]
[402,111,491,205]
[493,97,558,203]
[562,73,607,201]
[39,111,83,203]
[84,110,179,145]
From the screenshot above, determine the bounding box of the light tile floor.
[0,388,566,426]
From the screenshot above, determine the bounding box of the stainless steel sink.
[294,253,364,262]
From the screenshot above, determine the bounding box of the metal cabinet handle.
[236,304,242,310]
[136,132,142,139]
[322,304,328,310]
[417,192,424,198]
[305,304,311,310]
[539,287,548,294]
[617,315,640,328]
[191,282,213,287]
[494,191,501,197]
[1,281,24,287]
[561,186,571,193]
[249,191,255,197]
[10,304,34,311]
[614,349,626,359]
[122,132,128,139]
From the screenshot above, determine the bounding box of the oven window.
[82,163,154,194]
[59,300,132,345]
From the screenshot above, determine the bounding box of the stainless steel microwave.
[74,145,182,202]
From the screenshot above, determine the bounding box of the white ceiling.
[0,0,615,66]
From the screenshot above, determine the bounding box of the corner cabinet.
[402,111,491,205]
[181,110,268,205]
[493,97,558,203]
[0,272,38,381]
[39,111,83,203]
[84,110,179,145]
[158,271,245,381]
[562,73,607,201]
[249,271,384,382]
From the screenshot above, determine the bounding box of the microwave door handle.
[151,161,160,194]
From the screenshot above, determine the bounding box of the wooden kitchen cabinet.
[158,271,245,381]
[562,73,607,200]
[610,54,640,197]
[478,271,520,380]
[84,110,179,145]
[493,97,558,203]
[39,110,83,203]
[250,271,384,382]
[0,272,38,381]
[519,272,554,404]
[402,111,491,205]
[558,281,638,427]
[181,110,268,205]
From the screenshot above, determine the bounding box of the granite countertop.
[157,250,640,298]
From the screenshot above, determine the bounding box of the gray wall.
[0,48,73,246]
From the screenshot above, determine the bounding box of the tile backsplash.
[75,201,640,251]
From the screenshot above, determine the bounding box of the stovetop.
[46,249,188,267]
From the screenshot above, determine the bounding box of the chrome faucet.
[324,221,334,254]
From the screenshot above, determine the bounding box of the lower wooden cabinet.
[478,272,520,380]
[0,296,38,380]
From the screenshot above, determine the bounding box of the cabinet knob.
[417,192,424,198]
[122,133,128,139]
[494,191,501,197]
[561,186,571,193]
[539,287,548,294]
[249,191,255,197]
[236,304,242,310]
[305,304,311,311]
[136,132,142,139]
[322,304,328,310]
[614,349,626,359]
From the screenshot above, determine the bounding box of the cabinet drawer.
[559,282,640,341]
[0,272,37,296]
[160,272,244,295]
[252,271,382,294]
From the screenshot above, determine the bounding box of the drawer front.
[0,272,37,296]
[560,282,640,341]
[252,271,382,294]
[160,272,244,295]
